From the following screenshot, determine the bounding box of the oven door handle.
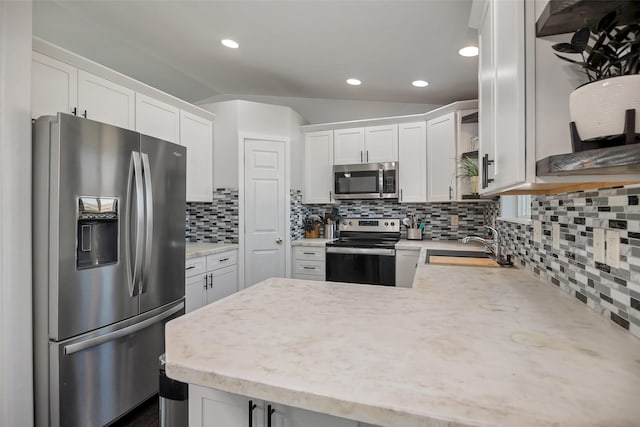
[327,247,395,256]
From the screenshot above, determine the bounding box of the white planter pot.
[569,75,640,141]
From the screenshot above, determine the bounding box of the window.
[500,195,532,221]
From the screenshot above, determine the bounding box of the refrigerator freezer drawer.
[45,301,184,427]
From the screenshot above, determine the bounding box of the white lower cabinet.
[185,249,238,313]
[190,386,369,427]
[292,246,326,281]
[395,249,420,288]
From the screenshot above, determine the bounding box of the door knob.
[276,238,283,244]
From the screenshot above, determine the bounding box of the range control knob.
[349,221,353,225]
[384,222,389,226]
[390,222,395,226]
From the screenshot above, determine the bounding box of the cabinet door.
[333,128,365,165]
[478,0,495,194]
[206,265,238,305]
[492,0,525,189]
[186,273,207,313]
[398,122,427,203]
[272,403,358,427]
[78,70,135,129]
[364,124,398,163]
[135,93,179,143]
[31,52,78,120]
[395,250,419,288]
[181,111,214,202]
[189,385,263,427]
[304,131,334,204]
[427,113,457,201]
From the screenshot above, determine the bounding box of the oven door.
[326,247,396,286]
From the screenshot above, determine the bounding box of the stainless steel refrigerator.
[33,113,186,427]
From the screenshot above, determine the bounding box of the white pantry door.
[244,139,286,287]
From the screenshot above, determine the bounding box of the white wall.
[289,109,305,191]
[199,94,442,125]
[0,2,33,427]
[201,100,301,189]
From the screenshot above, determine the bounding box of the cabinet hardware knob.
[72,107,77,116]
[82,110,87,118]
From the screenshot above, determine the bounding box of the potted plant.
[458,156,479,195]
[552,11,639,141]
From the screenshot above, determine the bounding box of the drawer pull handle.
[185,265,196,270]
[303,266,316,270]
[219,257,230,262]
[303,252,315,255]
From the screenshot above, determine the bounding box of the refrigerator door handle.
[140,152,154,295]
[63,302,184,356]
[125,152,145,298]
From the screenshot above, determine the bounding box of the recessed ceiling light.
[346,78,362,86]
[458,46,479,57]
[412,80,429,88]
[221,39,240,49]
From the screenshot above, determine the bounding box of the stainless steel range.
[326,218,400,286]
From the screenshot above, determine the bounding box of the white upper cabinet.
[180,110,214,202]
[31,52,78,120]
[398,122,427,203]
[427,113,457,202]
[365,124,398,163]
[304,130,334,204]
[334,125,398,165]
[135,93,180,143]
[78,70,135,130]
[333,128,365,165]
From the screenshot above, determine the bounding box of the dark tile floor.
[110,395,159,427]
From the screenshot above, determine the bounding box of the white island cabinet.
[190,386,364,427]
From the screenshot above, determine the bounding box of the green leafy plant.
[552,11,640,84]
[457,156,478,181]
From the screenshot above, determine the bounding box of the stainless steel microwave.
[333,162,398,200]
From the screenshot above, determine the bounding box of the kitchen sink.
[424,249,500,268]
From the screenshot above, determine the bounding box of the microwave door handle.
[140,152,153,295]
[379,167,383,198]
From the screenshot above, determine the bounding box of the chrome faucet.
[462,226,512,266]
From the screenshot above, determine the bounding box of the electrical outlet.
[552,223,560,250]
[533,220,542,244]
[606,230,620,268]
[593,228,605,264]
[450,215,459,228]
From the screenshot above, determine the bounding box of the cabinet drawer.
[185,256,206,278]
[206,250,237,271]
[294,246,325,261]
[294,260,325,276]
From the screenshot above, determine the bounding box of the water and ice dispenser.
[76,197,119,269]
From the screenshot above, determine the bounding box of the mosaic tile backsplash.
[186,188,239,243]
[294,193,499,240]
[497,184,640,339]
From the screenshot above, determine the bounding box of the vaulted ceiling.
[33,0,478,105]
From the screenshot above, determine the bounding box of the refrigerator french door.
[33,113,186,427]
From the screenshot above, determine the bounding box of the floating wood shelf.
[461,112,478,124]
[460,150,479,158]
[536,144,640,176]
[536,0,640,37]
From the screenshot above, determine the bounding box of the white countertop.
[395,239,485,251]
[165,256,640,426]
[291,238,336,247]
[186,242,239,259]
